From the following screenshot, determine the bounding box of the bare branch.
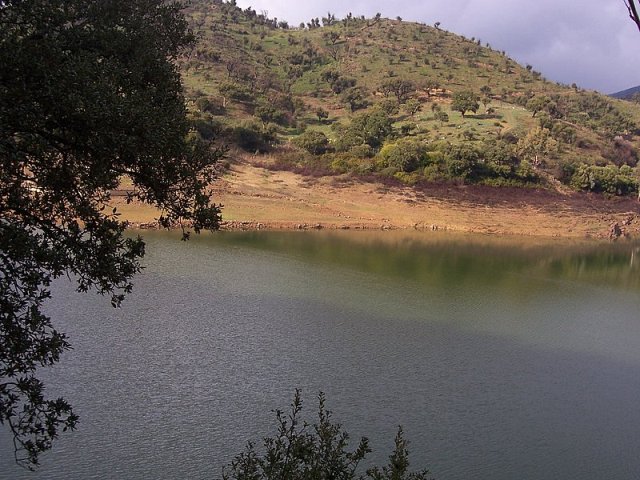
[626,0,640,32]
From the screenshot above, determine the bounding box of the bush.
[219,82,255,103]
[514,161,538,182]
[229,121,275,152]
[379,166,400,177]
[553,160,577,184]
[394,171,420,185]
[570,164,638,195]
[444,144,480,179]
[422,163,446,182]
[327,146,376,174]
[292,130,330,155]
[254,102,288,127]
[378,98,400,116]
[349,144,376,159]
[222,391,432,480]
[195,96,225,115]
[190,117,222,141]
[378,139,427,172]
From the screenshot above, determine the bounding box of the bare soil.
[113,157,640,240]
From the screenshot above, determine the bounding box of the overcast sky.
[233,0,640,94]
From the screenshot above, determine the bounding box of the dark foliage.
[0,0,223,468]
[571,164,638,195]
[293,131,330,155]
[222,391,433,480]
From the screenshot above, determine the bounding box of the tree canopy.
[0,0,223,468]
[451,91,480,118]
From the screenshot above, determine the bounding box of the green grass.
[178,0,640,191]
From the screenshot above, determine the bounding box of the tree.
[367,426,432,480]
[525,96,549,118]
[379,99,401,116]
[1,0,223,468]
[422,79,440,98]
[480,86,492,111]
[322,11,337,26]
[378,139,427,172]
[292,130,330,155]
[480,85,492,97]
[316,107,329,123]
[405,99,423,118]
[482,96,492,111]
[341,87,370,112]
[381,79,416,104]
[254,102,286,128]
[323,31,342,60]
[222,391,432,480]
[451,91,480,118]
[349,111,393,149]
[445,144,481,179]
[626,0,640,31]
[434,110,449,125]
[321,69,356,94]
[516,127,558,166]
[334,111,393,151]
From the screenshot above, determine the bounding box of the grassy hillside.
[179,0,640,197]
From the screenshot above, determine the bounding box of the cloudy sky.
[234,0,640,94]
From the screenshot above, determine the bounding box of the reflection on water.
[1,230,639,480]
[210,230,640,291]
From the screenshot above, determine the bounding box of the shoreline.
[116,159,640,241]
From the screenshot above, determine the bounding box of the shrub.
[378,98,400,116]
[229,121,275,152]
[400,123,417,136]
[219,82,254,103]
[378,138,427,172]
[570,164,638,195]
[195,96,225,115]
[444,144,480,179]
[349,144,376,159]
[335,111,393,151]
[422,163,446,182]
[327,146,376,174]
[222,391,432,480]
[342,86,370,112]
[394,171,420,185]
[514,161,539,182]
[254,102,288,127]
[190,117,222,141]
[379,166,400,177]
[292,130,330,155]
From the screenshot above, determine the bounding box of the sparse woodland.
[183,0,640,196]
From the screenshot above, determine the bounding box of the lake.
[1,230,640,480]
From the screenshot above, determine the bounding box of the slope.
[179,0,640,200]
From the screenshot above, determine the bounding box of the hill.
[611,85,640,100]
[178,0,640,200]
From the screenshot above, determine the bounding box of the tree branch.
[626,0,640,31]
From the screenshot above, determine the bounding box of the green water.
[1,230,639,479]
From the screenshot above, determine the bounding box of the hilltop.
[116,0,640,238]
[611,85,640,100]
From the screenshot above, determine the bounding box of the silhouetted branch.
[625,0,640,32]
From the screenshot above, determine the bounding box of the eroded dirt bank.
[113,159,640,240]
